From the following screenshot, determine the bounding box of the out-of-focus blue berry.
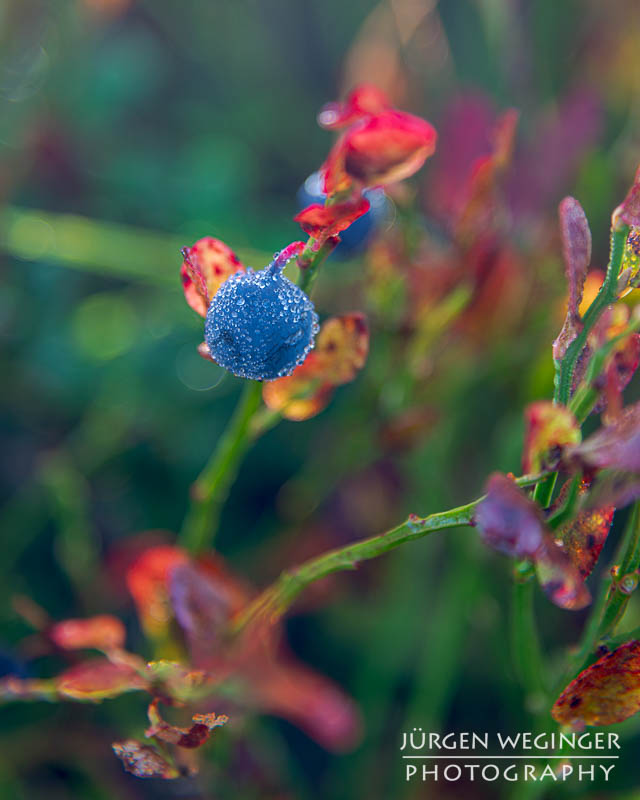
[204,261,319,381]
[297,172,390,257]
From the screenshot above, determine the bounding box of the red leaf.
[294,197,370,242]
[180,237,245,317]
[553,197,592,360]
[553,481,613,579]
[323,110,437,194]
[317,84,390,130]
[49,615,126,651]
[535,539,591,610]
[112,740,179,779]
[552,640,640,727]
[56,658,146,700]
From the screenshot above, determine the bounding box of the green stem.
[179,380,263,554]
[511,570,547,697]
[231,472,546,633]
[296,237,338,293]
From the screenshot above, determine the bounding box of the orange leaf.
[552,640,640,727]
[56,658,146,700]
[49,615,126,651]
[294,196,370,242]
[180,237,245,317]
[554,481,613,579]
[522,401,580,474]
[112,740,179,779]
[262,314,369,421]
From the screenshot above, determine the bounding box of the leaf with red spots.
[262,314,369,421]
[294,196,370,243]
[553,481,613,579]
[552,640,640,727]
[317,84,389,130]
[49,615,126,651]
[569,400,640,472]
[112,740,179,779]
[56,658,147,700]
[146,698,228,748]
[180,237,245,317]
[522,401,580,474]
[126,545,188,637]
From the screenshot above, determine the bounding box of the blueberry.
[204,258,319,381]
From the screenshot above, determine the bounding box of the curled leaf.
[294,196,370,243]
[49,615,126,651]
[180,237,245,317]
[553,197,592,360]
[112,740,179,779]
[146,698,228,748]
[56,658,146,700]
[262,314,369,421]
[552,640,640,727]
[522,401,580,474]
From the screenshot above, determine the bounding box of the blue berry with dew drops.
[204,244,319,381]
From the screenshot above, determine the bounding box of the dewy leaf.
[126,545,189,637]
[112,740,179,779]
[146,698,228,748]
[56,658,147,700]
[622,227,640,287]
[569,400,640,472]
[552,640,640,727]
[49,615,126,651]
[553,197,592,361]
[180,237,245,318]
[554,481,613,579]
[262,314,369,421]
[522,401,581,474]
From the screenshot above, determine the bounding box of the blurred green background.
[1,0,640,798]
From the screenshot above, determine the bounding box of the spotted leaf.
[180,237,245,317]
[522,401,580,474]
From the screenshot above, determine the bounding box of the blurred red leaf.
[323,110,437,195]
[602,333,640,423]
[56,658,146,700]
[180,237,245,318]
[294,196,370,242]
[585,471,640,512]
[552,640,640,727]
[262,314,369,421]
[522,401,580,474]
[49,615,126,651]
[317,84,389,130]
[146,698,228,748]
[569,401,640,472]
[553,197,592,360]
[475,474,590,610]
[112,740,179,779]
[126,546,189,637]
